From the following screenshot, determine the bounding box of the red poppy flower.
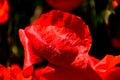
[46,0,83,11]
[91,55,120,79]
[0,0,9,24]
[0,64,32,80]
[18,10,101,80]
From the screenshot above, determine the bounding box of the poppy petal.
[19,29,42,77]
[94,55,120,79]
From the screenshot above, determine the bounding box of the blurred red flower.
[46,0,83,11]
[112,38,120,49]
[19,10,102,80]
[0,0,9,24]
[0,64,32,80]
